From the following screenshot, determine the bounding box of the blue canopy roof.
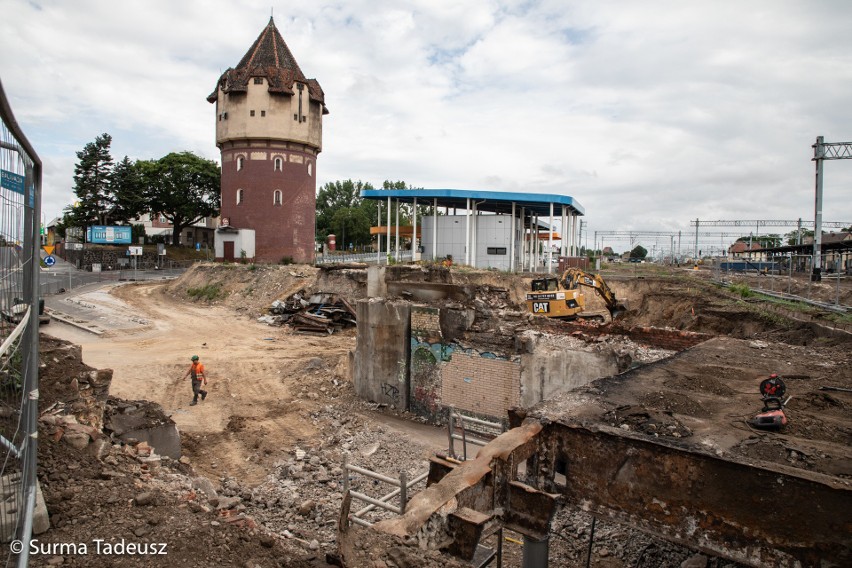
[360,188,584,217]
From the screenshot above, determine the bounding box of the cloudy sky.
[2,0,851,254]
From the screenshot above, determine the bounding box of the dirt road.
[44,280,379,485]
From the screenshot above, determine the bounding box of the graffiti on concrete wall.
[380,382,401,405]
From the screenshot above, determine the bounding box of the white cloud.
[1,0,851,253]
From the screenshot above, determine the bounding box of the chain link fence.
[0,78,42,566]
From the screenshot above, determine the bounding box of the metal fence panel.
[1,77,42,567]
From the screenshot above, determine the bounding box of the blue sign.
[86,225,132,244]
[0,169,25,195]
[44,255,56,266]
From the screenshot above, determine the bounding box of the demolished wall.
[357,299,648,423]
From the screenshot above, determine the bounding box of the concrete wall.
[354,299,411,410]
[357,299,624,423]
[519,347,620,408]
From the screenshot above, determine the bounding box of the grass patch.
[729,283,754,298]
[186,283,224,302]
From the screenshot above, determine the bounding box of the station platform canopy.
[359,188,584,218]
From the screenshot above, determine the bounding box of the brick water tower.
[208,17,328,263]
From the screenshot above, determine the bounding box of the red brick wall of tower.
[219,141,317,263]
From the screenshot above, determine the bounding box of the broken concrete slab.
[104,397,181,460]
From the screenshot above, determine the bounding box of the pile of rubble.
[258,291,356,334]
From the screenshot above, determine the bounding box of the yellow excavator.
[525,268,627,322]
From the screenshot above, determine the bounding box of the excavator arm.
[560,268,627,318]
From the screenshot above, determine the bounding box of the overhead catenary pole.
[694,218,699,260]
[813,136,824,280]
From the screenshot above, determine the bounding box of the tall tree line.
[63,133,220,245]
[315,179,431,249]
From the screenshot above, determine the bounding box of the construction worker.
[181,355,208,406]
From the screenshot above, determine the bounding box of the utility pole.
[813,136,824,281]
[694,218,699,260]
[811,136,852,281]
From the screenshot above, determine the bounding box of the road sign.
[128,246,143,256]
[44,255,56,267]
[43,245,54,256]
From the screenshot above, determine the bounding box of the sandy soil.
[45,280,361,487]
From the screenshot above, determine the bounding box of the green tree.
[629,245,648,259]
[138,152,220,245]
[110,156,146,224]
[316,180,372,234]
[72,133,114,228]
[735,234,782,248]
[316,179,427,249]
[331,207,373,250]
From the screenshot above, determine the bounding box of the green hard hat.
[191,355,199,361]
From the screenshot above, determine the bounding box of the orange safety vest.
[189,362,205,380]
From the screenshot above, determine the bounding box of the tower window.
[274,157,283,171]
[273,190,282,206]
[236,156,244,171]
[250,110,255,117]
[223,112,228,119]
[307,162,312,177]
[237,189,244,205]
[253,77,263,85]
[261,110,266,117]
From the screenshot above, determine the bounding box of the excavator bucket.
[609,301,628,320]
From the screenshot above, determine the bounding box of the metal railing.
[0,77,42,567]
[447,406,506,461]
[341,456,427,527]
[316,250,413,265]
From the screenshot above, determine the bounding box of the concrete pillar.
[367,265,387,298]
[412,197,418,261]
[510,202,516,272]
[522,536,549,568]
[386,196,391,263]
[465,198,471,266]
[548,202,554,274]
[433,198,438,261]
[395,199,400,263]
[354,299,411,411]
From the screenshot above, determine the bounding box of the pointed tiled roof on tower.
[236,17,305,79]
[208,17,327,113]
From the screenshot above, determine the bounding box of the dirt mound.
[612,277,849,346]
